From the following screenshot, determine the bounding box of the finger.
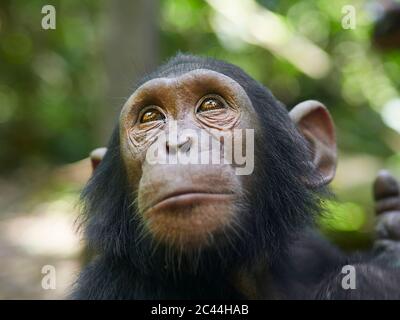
[375,197,400,215]
[373,170,399,201]
[376,211,400,240]
[373,170,400,215]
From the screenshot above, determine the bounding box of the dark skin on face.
[117,69,335,254]
[119,69,253,249]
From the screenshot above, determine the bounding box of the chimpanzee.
[72,54,400,299]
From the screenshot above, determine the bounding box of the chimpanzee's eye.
[197,97,226,113]
[140,108,165,123]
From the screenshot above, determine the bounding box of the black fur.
[72,54,400,299]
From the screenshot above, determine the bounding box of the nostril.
[166,136,192,154]
[179,136,192,153]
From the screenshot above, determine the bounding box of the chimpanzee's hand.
[373,170,400,260]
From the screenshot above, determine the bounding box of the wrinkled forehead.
[122,69,252,112]
[137,68,240,88]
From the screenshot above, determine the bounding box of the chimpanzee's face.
[118,69,257,250]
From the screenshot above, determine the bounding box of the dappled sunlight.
[382,99,400,133]
[207,0,331,78]
[2,198,81,257]
[0,161,86,299]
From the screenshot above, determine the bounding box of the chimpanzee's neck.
[231,258,282,299]
[138,254,282,299]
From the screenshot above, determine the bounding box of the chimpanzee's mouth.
[141,189,237,249]
[144,190,234,214]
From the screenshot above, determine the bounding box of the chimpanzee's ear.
[90,147,107,171]
[289,100,337,186]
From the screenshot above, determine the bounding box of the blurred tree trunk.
[82,0,159,267]
[100,0,159,144]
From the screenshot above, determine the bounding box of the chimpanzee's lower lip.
[144,193,234,214]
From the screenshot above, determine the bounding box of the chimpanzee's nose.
[166,135,192,154]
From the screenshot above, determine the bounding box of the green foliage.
[319,201,366,232]
[0,0,105,169]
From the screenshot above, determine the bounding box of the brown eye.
[140,108,165,124]
[197,97,226,113]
